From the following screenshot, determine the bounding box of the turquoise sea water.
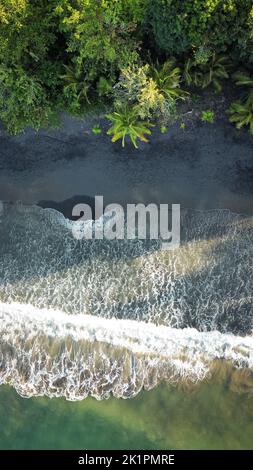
[1,378,253,450]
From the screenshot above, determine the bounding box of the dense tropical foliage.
[0,0,253,141]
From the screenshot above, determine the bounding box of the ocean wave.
[0,302,253,400]
[0,203,252,399]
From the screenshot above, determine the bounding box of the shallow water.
[0,379,253,450]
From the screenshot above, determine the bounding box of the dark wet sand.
[0,115,252,214]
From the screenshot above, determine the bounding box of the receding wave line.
[0,302,253,400]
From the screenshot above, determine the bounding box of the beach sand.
[0,115,252,214]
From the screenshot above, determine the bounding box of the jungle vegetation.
[0,1,253,145]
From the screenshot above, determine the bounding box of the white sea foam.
[0,301,253,400]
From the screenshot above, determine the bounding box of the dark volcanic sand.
[0,115,252,214]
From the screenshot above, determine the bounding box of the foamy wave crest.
[0,302,253,400]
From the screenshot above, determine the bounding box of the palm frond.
[107,107,153,149]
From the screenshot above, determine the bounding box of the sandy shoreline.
[0,115,252,215]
